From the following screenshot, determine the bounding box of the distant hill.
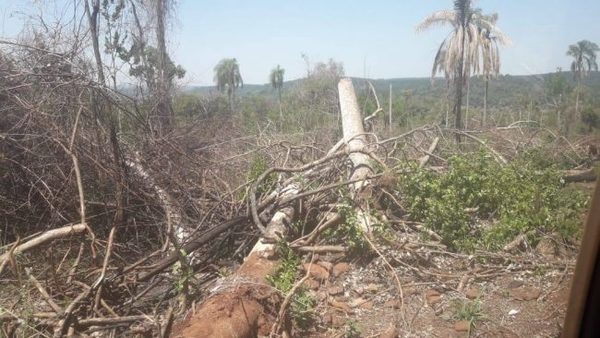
[183,71,600,108]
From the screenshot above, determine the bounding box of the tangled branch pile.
[0,42,594,337]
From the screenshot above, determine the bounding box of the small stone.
[404,287,419,296]
[317,260,333,272]
[302,263,330,281]
[302,278,320,290]
[510,286,541,301]
[426,289,442,305]
[465,287,480,300]
[508,280,524,289]
[329,299,353,313]
[315,291,328,302]
[332,262,351,277]
[378,324,399,338]
[349,297,368,308]
[508,309,520,316]
[384,299,400,309]
[323,312,345,327]
[360,301,374,309]
[364,283,381,293]
[454,320,471,332]
[328,286,344,296]
[536,238,557,258]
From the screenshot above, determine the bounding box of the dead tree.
[172,78,376,337]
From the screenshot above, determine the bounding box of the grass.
[452,299,484,329]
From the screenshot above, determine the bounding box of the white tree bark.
[338,78,375,234]
[339,78,372,192]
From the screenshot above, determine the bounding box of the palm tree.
[269,65,285,121]
[476,13,509,126]
[417,0,505,131]
[214,58,243,112]
[567,40,599,119]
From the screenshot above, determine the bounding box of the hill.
[185,71,600,109]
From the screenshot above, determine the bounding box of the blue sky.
[2,1,600,85]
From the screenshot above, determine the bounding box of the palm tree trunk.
[445,80,450,128]
[575,80,581,121]
[465,78,470,129]
[483,78,488,127]
[454,26,467,137]
[278,88,283,121]
[389,84,393,132]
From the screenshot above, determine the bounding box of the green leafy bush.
[246,155,277,196]
[322,201,368,253]
[397,151,587,251]
[266,242,315,328]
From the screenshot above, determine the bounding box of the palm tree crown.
[417,0,508,130]
[214,58,243,111]
[270,65,285,92]
[417,0,508,81]
[567,40,599,82]
[214,58,243,95]
[566,40,599,125]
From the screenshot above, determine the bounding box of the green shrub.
[246,155,277,196]
[266,242,315,328]
[397,151,587,251]
[452,299,483,328]
[322,201,368,253]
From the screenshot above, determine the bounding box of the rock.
[302,278,320,290]
[536,237,557,258]
[510,286,541,301]
[378,324,398,338]
[323,312,345,327]
[349,297,369,308]
[302,263,330,281]
[404,287,419,296]
[507,280,524,289]
[426,289,442,305]
[315,291,328,302]
[317,260,333,272]
[508,309,520,316]
[465,287,481,300]
[454,320,471,332]
[332,262,351,277]
[329,299,353,313]
[364,283,381,293]
[328,286,344,296]
[384,299,400,309]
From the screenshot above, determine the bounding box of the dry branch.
[0,224,86,275]
[418,137,440,168]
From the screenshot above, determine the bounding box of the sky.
[2,0,600,85]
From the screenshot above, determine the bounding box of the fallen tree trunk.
[172,187,298,337]
[339,78,373,194]
[172,78,377,337]
[338,78,375,235]
[563,168,597,183]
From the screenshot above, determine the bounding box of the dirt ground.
[293,233,574,338]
